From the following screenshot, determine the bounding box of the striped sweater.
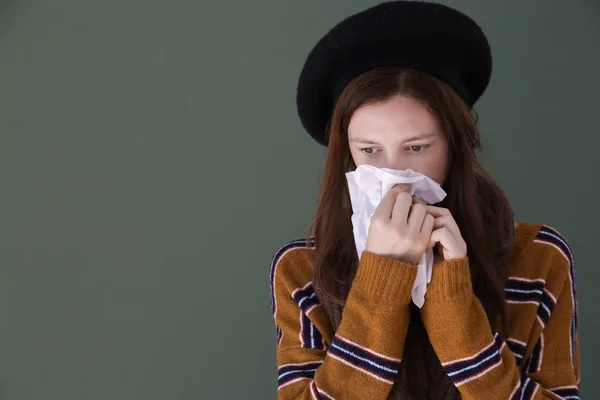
[269,222,580,399]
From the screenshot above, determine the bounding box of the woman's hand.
[425,206,467,262]
[365,184,434,265]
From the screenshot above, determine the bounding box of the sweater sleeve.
[271,250,417,400]
[420,256,580,400]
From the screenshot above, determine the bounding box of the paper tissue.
[345,164,447,307]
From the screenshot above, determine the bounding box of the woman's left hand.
[425,206,467,262]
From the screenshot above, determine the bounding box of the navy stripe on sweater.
[505,277,557,328]
[301,313,326,350]
[506,338,526,367]
[535,225,578,366]
[276,326,283,346]
[293,282,320,314]
[511,334,544,400]
[443,332,503,386]
[277,361,322,389]
[514,378,538,400]
[549,386,580,400]
[269,237,315,316]
[269,237,315,347]
[290,281,327,350]
[328,334,401,383]
[537,288,556,325]
[505,278,544,303]
[310,381,338,399]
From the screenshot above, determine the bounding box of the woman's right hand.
[364,184,435,265]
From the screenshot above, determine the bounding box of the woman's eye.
[360,147,377,155]
[408,145,427,153]
[360,145,428,155]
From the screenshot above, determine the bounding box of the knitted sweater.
[269,222,580,399]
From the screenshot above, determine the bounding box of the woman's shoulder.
[509,221,576,292]
[269,236,316,295]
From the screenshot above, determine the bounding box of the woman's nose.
[381,156,409,171]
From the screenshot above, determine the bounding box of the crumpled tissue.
[345,164,447,307]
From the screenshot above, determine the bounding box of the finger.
[432,214,461,239]
[412,194,425,206]
[390,191,414,226]
[372,184,409,220]
[426,205,460,234]
[428,228,438,248]
[421,213,435,236]
[391,188,422,225]
[430,227,457,251]
[425,205,451,218]
[407,202,427,231]
[406,193,425,221]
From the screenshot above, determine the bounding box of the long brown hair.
[306,67,514,334]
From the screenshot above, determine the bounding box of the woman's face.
[347,95,450,185]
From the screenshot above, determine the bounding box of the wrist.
[424,256,472,304]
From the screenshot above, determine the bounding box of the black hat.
[296,1,492,146]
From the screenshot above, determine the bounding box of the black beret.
[296,1,492,146]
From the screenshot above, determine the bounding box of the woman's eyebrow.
[350,132,438,145]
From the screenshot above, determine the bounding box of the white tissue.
[345,164,447,308]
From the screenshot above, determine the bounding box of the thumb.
[428,229,440,248]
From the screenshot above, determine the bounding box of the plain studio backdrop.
[0,0,598,398]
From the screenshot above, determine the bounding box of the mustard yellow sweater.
[269,222,580,399]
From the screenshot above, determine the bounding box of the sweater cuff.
[424,256,472,304]
[351,250,418,306]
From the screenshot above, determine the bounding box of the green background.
[0,0,597,398]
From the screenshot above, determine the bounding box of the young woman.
[269,2,580,399]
